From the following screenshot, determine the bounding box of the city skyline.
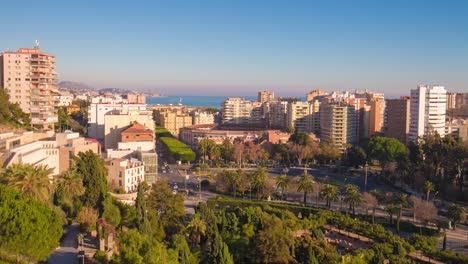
[1,0,467,96]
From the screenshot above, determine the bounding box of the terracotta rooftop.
[121,122,153,134]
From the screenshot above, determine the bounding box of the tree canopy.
[366,136,408,172]
[0,185,63,262]
[73,150,109,211]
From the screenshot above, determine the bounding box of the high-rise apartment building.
[222,98,264,126]
[306,89,328,102]
[258,91,275,103]
[447,93,457,110]
[191,111,215,125]
[0,46,58,128]
[368,98,385,137]
[447,92,468,110]
[385,97,410,144]
[267,101,288,129]
[320,102,356,151]
[286,101,312,133]
[409,85,447,141]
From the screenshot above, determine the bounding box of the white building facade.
[409,85,447,141]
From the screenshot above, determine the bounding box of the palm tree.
[394,194,408,233]
[423,181,435,201]
[385,204,399,224]
[447,204,467,230]
[250,167,267,198]
[187,214,207,247]
[343,184,362,216]
[297,172,314,206]
[320,184,338,208]
[56,169,85,201]
[275,175,290,200]
[3,163,54,202]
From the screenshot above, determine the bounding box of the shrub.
[408,234,438,252]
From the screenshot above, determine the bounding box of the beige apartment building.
[222,98,264,126]
[156,109,192,136]
[258,91,275,103]
[0,46,58,128]
[286,101,313,133]
[267,101,288,129]
[191,111,215,125]
[320,102,356,151]
[385,97,410,144]
[368,98,385,137]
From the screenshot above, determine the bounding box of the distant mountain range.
[58,81,95,92]
[58,81,158,96]
[98,87,134,94]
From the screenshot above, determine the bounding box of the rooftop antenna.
[34,40,40,49]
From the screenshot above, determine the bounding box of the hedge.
[159,136,196,162]
[156,126,173,138]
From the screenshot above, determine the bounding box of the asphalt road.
[48,224,79,264]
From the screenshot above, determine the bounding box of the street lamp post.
[185,170,188,191]
[198,176,202,200]
[364,162,368,192]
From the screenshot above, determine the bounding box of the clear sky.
[1,0,467,97]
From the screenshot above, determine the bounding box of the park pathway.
[48,224,79,264]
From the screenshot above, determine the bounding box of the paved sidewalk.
[48,224,79,264]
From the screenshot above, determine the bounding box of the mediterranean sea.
[147,96,257,109]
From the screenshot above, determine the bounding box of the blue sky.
[1,0,467,96]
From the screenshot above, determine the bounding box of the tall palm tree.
[3,163,54,202]
[297,172,314,206]
[56,169,85,201]
[343,184,362,216]
[250,167,267,198]
[275,175,290,200]
[187,214,207,248]
[320,184,338,208]
[394,194,408,233]
[225,171,241,197]
[423,181,435,201]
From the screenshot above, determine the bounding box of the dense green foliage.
[400,134,468,201]
[0,88,31,128]
[160,136,196,162]
[55,108,87,134]
[365,136,408,172]
[202,197,417,263]
[0,185,62,262]
[114,229,178,264]
[73,150,109,211]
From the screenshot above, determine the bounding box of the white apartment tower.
[409,85,447,141]
[0,46,58,128]
[221,98,264,126]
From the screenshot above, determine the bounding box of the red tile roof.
[121,122,153,134]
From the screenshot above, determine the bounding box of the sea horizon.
[146,95,306,108]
